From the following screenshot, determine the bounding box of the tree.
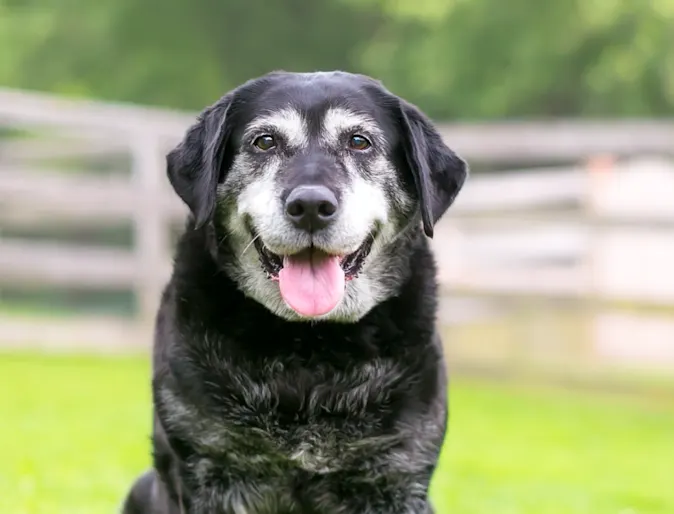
[348,0,674,119]
[0,0,382,110]
[1,0,673,119]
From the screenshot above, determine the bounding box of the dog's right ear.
[167,95,233,229]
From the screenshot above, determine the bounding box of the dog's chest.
[162,357,406,475]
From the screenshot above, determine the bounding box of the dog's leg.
[121,469,183,514]
[121,470,156,513]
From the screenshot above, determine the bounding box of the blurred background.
[1,1,673,513]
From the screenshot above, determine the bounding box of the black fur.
[396,100,467,238]
[122,71,467,513]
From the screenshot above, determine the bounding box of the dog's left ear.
[167,95,233,229]
[397,100,468,238]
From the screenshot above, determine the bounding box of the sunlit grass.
[1,353,672,513]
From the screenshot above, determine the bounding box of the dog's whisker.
[389,216,418,246]
[240,234,261,257]
[218,233,230,249]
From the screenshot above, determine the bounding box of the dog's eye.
[253,135,276,151]
[348,134,371,151]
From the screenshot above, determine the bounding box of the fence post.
[581,154,615,365]
[131,131,168,338]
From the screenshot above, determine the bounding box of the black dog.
[122,71,467,513]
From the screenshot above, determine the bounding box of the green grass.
[1,353,672,514]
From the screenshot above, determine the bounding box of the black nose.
[284,185,339,232]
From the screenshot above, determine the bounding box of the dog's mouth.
[253,234,375,281]
[251,232,376,318]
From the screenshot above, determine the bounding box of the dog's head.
[168,71,467,322]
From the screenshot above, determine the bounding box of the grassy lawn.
[1,353,672,514]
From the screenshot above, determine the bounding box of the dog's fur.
[121,71,467,513]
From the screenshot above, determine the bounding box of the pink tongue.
[278,250,345,317]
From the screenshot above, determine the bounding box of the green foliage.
[0,0,381,109]
[1,0,673,119]
[353,0,674,119]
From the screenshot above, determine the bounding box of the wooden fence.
[2,87,674,360]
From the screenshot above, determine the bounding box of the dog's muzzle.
[252,228,376,319]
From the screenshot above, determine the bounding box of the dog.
[121,70,467,514]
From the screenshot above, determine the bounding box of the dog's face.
[168,71,467,322]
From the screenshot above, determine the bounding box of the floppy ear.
[397,100,468,238]
[167,95,233,229]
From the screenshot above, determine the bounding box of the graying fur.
[121,71,467,514]
[217,106,414,323]
[155,339,445,513]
